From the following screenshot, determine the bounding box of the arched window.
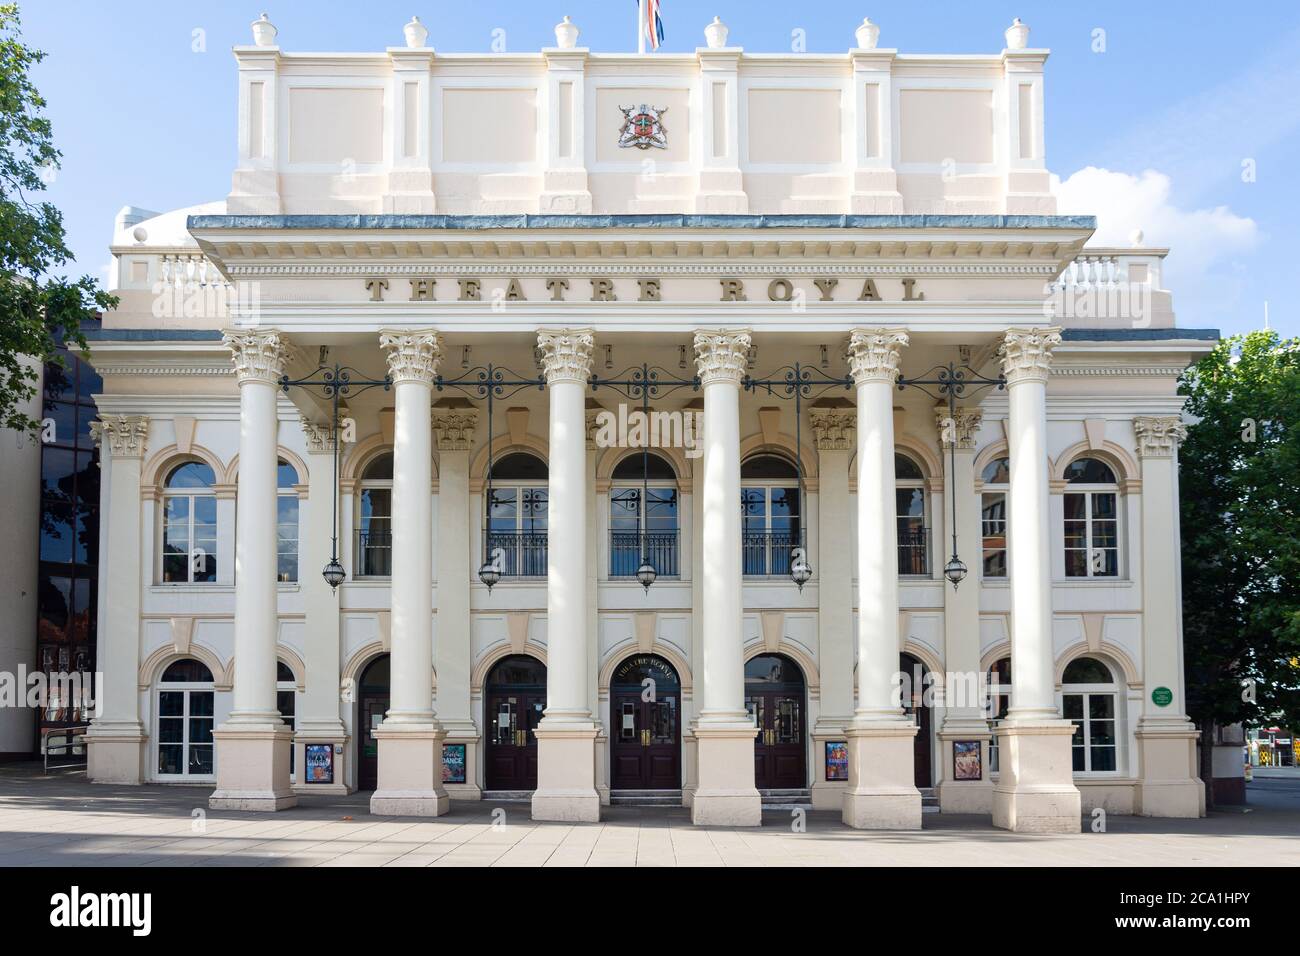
[356,452,393,577]
[162,462,217,583]
[1063,457,1119,578]
[487,453,548,577]
[896,453,929,576]
[276,660,297,779]
[1061,656,1119,772]
[741,454,800,577]
[980,456,1010,578]
[610,452,679,578]
[987,656,1011,772]
[156,658,215,778]
[276,460,299,583]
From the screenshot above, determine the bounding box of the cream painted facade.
[83,15,1211,831]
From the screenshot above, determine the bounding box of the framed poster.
[825,741,849,781]
[305,744,334,784]
[442,743,467,785]
[952,740,982,781]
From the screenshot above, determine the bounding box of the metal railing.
[742,530,802,577]
[355,528,392,577]
[898,526,930,576]
[610,530,679,578]
[485,530,549,578]
[43,725,89,773]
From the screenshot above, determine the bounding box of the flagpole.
[638,0,646,53]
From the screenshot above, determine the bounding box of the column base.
[810,725,850,811]
[531,721,601,822]
[936,724,994,815]
[1134,719,1205,818]
[991,720,1081,833]
[209,723,298,811]
[85,721,147,785]
[292,730,352,796]
[691,722,761,827]
[369,723,450,816]
[440,725,482,801]
[841,719,922,830]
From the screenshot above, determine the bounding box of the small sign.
[305,744,334,784]
[1151,686,1173,707]
[825,741,848,781]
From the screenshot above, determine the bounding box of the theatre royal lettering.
[363,276,928,303]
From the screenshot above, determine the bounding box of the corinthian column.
[842,328,921,830]
[532,328,601,822]
[1132,415,1202,817]
[85,415,151,784]
[210,329,298,811]
[992,326,1080,833]
[690,329,761,827]
[371,328,448,816]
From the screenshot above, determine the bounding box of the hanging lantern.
[790,547,813,591]
[479,559,502,591]
[636,560,658,592]
[322,557,346,591]
[944,555,968,588]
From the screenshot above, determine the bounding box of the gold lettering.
[637,278,662,302]
[902,278,925,301]
[408,278,435,301]
[719,278,747,301]
[458,278,482,301]
[813,278,839,301]
[365,278,389,301]
[505,278,526,301]
[590,278,617,302]
[767,278,793,302]
[546,277,570,301]
[858,278,881,302]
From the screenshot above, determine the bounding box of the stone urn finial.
[403,16,428,49]
[251,13,277,47]
[1130,228,1145,247]
[704,16,729,49]
[855,17,880,50]
[555,15,579,49]
[1005,17,1030,50]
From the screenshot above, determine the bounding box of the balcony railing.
[485,530,548,578]
[743,530,801,577]
[610,530,679,578]
[355,528,392,578]
[898,527,929,576]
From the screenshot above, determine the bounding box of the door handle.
[641,729,650,747]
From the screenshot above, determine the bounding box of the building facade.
[81,14,1211,831]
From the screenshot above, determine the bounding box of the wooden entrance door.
[609,654,682,790]
[483,655,546,791]
[745,654,807,789]
[356,654,390,791]
[901,653,933,788]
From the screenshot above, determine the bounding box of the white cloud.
[1052,166,1258,273]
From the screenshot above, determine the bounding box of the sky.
[18,0,1300,337]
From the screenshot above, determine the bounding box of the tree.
[1178,330,1300,808]
[0,2,115,435]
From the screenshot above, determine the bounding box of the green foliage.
[0,3,116,434]
[1179,330,1300,731]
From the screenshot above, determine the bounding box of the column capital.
[433,409,477,451]
[91,414,150,459]
[998,326,1062,385]
[537,328,595,384]
[810,407,855,450]
[222,328,296,385]
[935,404,982,451]
[1133,415,1188,459]
[300,416,336,454]
[847,328,908,384]
[379,328,443,384]
[693,328,751,385]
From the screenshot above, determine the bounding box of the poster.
[825,741,849,781]
[953,740,982,781]
[305,744,334,784]
[442,743,467,784]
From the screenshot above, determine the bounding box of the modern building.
[79,14,1212,831]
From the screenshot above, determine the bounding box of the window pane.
[1063,493,1086,519]
[158,744,183,775]
[1091,493,1117,519]
[1091,520,1118,549]
[190,745,214,775]
[157,717,183,743]
[1072,744,1086,772]
[983,549,1006,577]
[770,487,799,517]
[189,717,214,745]
[1062,695,1083,719]
[166,462,215,488]
[1090,746,1117,772]
[42,448,77,496]
[488,489,517,531]
[1088,694,1115,720]
[896,487,925,518]
[189,692,214,717]
[1065,550,1088,577]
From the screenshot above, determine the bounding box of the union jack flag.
[638,0,665,51]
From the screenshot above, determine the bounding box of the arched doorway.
[484,655,546,791]
[900,652,933,788]
[609,654,682,790]
[357,654,390,791]
[745,653,807,789]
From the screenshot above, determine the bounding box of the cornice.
[224,261,1062,279]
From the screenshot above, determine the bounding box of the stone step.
[919,787,940,812]
[481,790,532,803]
[609,789,682,806]
[760,788,812,810]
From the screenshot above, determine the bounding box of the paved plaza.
[0,764,1295,867]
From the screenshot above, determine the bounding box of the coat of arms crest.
[618,104,668,150]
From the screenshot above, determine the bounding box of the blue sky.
[20,1,1300,337]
